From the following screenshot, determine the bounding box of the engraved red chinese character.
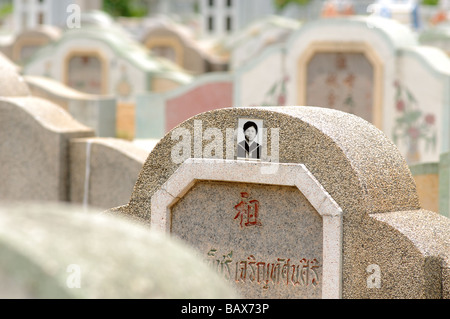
[234,192,262,228]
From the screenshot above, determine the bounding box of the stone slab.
[0,97,94,202]
[171,181,323,299]
[70,138,148,209]
[0,202,238,299]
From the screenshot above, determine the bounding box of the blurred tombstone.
[0,202,238,299]
[22,11,193,140]
[0,55,94,202]
[70,137,148,209]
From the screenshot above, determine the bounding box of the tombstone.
[24,75,117,138]
[141,18,227,75]
[22,11,193,140]
[0,56,95,202]
[0,26,61,66]
[221,15,300,71]
[135,72,234,139]
[0,202,238,298]
[111,106,450,299]
[234,16,450,167]
[70,137,148,209]
[419,22,450,55]
[0,51,21,74]
[9,26,62,65]
[0,97,95,202]
[0,52,30,97]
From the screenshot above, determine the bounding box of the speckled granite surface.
[0,202,238,298]
[0,97,94,201]
[110,106,450,298]
[171,181,323,299]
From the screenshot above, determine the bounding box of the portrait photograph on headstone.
[1,0,450,308]
[236,118,263,161]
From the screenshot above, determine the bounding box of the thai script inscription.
[206,249,320,290]
[234,192,262,228]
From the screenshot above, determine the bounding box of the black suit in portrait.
[237,140,261,159]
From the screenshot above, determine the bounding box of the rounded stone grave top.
[114,106,420,223]
[0,96,92,134]
[0,54,30,97]
[0,202,238,298]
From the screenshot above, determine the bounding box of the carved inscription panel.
[170,181,323,299]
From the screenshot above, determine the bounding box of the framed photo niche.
[236,118,264,161]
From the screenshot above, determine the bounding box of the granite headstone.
[111,106,450,299]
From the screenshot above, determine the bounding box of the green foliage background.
[103,0,148,17]
[422,0,440,5]
[274,0,311,12]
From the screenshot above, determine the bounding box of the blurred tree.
[0,3,12,17]
[274,0,312,12]
[0,2,12,26]
[103,0,148,17]
[422,0,439,5]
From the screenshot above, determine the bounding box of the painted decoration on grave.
[392,80,437,164]
[234,192,262,228]
[321,0,355,18]
[237,118,263,160]
[67,54,103,94]
[261,49,289,106]
[306,52,374,123]
[261,75,289,106]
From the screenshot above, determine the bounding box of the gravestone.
[22,11,193,140]
[141,19,227,75]
[136,73,233,139]
[0,63,94,201]
[111,106,450,299]
[9,26,61,64]
[0,202,237,298]
[70,137,148,209]
[24,75,117,138]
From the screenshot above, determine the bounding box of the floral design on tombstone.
[233,192,262,228]
[392,80,437,164]
[260,48,289,106]
[261,75,289,106]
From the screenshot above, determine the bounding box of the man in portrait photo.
[237,120,262,160]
